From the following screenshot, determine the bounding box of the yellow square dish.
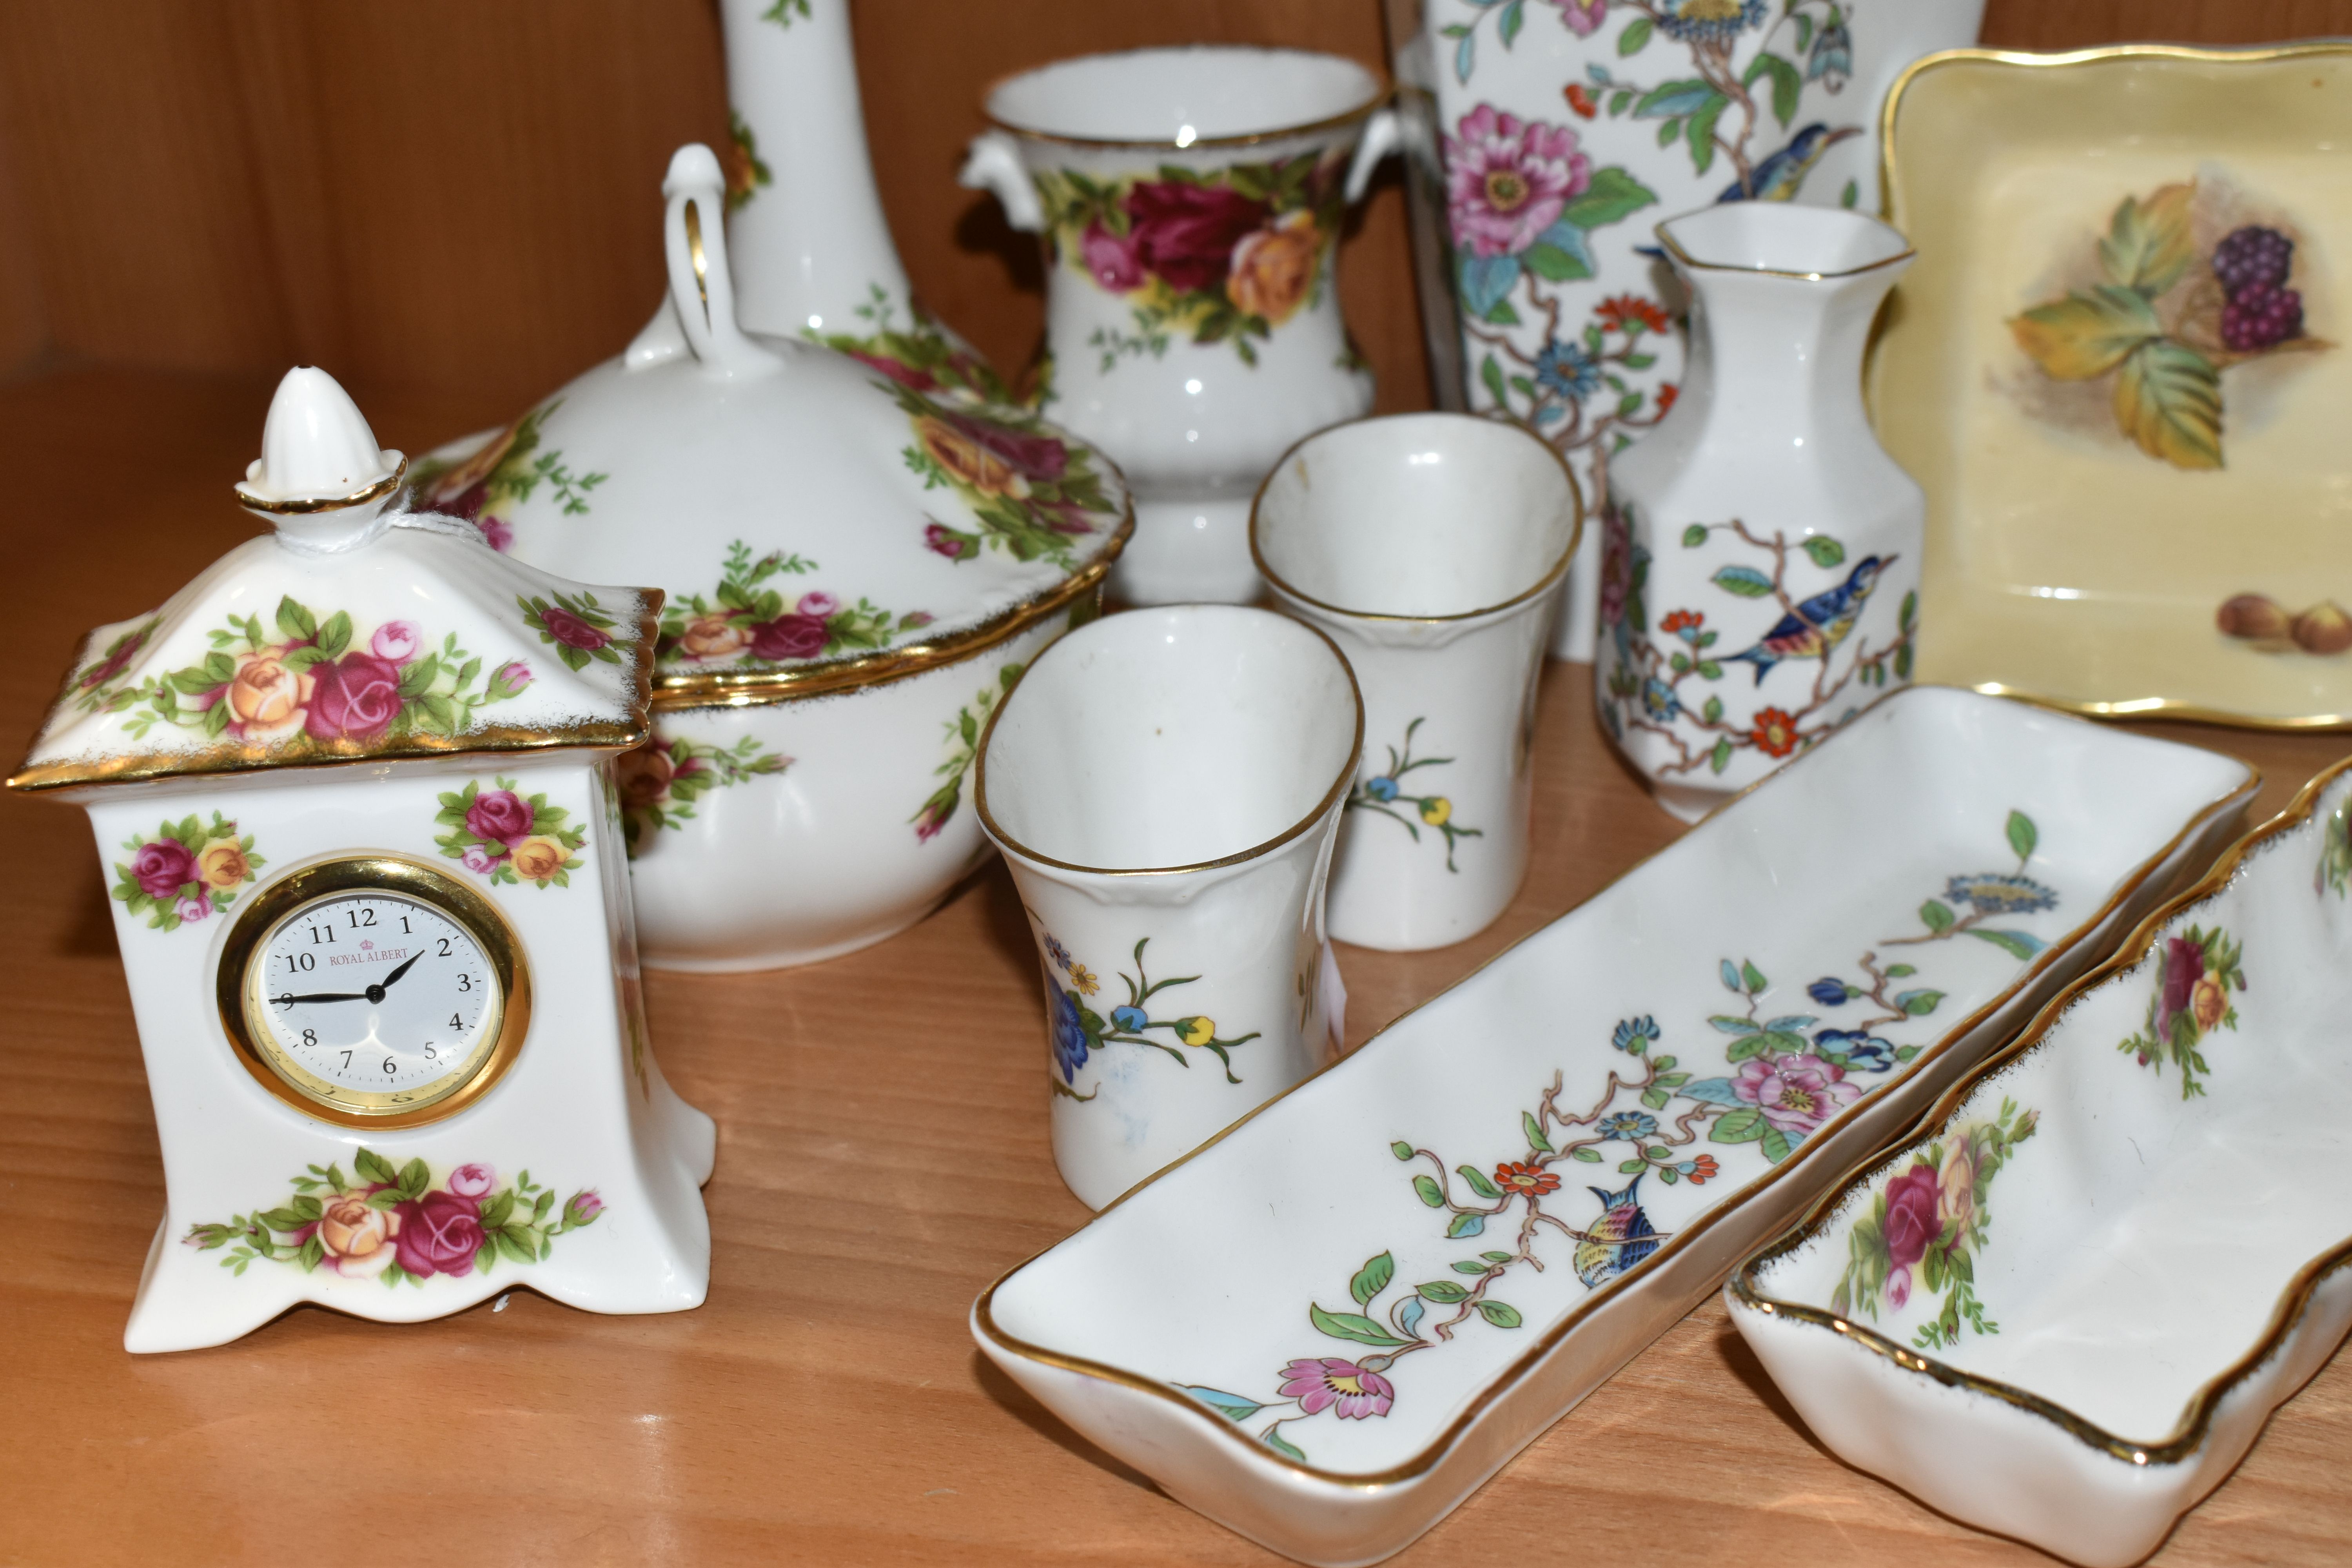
[1877,45,2352,728]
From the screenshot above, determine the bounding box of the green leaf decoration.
[1681,524,1709,548]
[1760,1128,1796,1165]
[1712,1107,1767,1144]
[2098,182,2195,296]
[1390,1140,1415,1161]
[354,1148,397,1187]
[2006,810,2038,864]
[1618,1159,1646,1174]
[1709,737,1733,775]
[1416,1279,1470,1303]
[1967,927,2047,961]
[1475,1299,1524,1328]
[1453,1259,1491,1275]
[1349,1251,1395,1307]
[1802,535,1846,569]
[1898,989,1946,1017]
[1617,15,1652,53]
[1309,1302,1407,1347]
[1558,167,1659,233]
[1886,963,1917,978]
[1711,565,1775,597]
[1446,1212,1487,1239]
[1522,1110,1554,1153]
[1180,1385,1265,1422]
[1685,94,1726,175]
[1920,898,1955,933]
[1742,51,1802,129]
[1741,960,1769,995]
[1457,1165,1502,1201]
[1481,353,1510,408]
[2011,284,2163,381]
[1413,1174,1446,1208]
[1523,239,1594,283]
[2113,338,2223,470]
[1263,1428,1307,1462]
[1633,79,1718,120]
[276,596,317,642]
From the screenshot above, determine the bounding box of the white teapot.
[407,147,1131,971]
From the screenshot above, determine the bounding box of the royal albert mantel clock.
[8,367,715,1352]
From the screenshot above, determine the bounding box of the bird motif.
[1716,123,1862,203]
[1722,555,1889,686]
[1573,1175,1660,1289]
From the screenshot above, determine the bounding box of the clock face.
[221,858,529,1127]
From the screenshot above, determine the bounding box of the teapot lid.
[11,368,661,795]
[404,144,1131,708]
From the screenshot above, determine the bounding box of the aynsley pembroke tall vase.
[1386,0,1980,661]
[1597,203,1923,822]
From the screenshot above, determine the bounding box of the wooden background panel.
[2,0,2348,430]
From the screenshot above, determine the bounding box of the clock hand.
[379,952,426,988]
[273,991,369,1005]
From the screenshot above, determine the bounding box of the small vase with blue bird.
[1597,201,1923,821]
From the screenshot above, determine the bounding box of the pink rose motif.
[946,410,1069,485]
[926,524,978,561]
[392,1189,486,1278]
[370,620,422,664]
[796,591,841,619]
[913,795,953,843]
[1276,1357,1395,1420]
[2155,935,2204,1039]
[446,1163,497,1200]
[131,839,197,901]
[1080,221,1147,292]
[1122,180,1269,294]
[1882,1161,1942,1272]
[1887,1266,1912,1309]
[465,788,534,846]
[460,844,500,875]
[490,659,532,698]
[1733,1051,1862,1137]
[844,348,937,392]
[1445,103,1592,259]
[1553,0,1608,34]
[901,611,935,628]
[750,614,829,662]
[539,606,610,653]
[173,893,210,924]
[305,651,404,741]
[476,515,514,553]
[565,1191,604,1225]
[80,627,147,690]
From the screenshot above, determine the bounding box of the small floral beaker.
[975,606,1361,1207]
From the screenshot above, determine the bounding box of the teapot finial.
[236,367,407,548]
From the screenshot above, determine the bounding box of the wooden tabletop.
[3,367,2347,1567]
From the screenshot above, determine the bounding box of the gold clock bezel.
[215,855,533,1129]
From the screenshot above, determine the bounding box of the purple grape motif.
[2211,226,2305,352]
[2211,225,2294,298]
[2222,281,2306,353]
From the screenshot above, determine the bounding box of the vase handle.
[1344,104,1403,204]
[660,143,780,379]
[958,131,1044,233]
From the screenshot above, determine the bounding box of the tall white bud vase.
[1597,203,1922,823]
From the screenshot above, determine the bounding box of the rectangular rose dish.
[971,686,2257,1566]
[1729,755,2352,1567]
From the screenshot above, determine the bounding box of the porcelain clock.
[220,858,529,1128]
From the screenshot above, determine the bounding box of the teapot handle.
[958,131,1044,233]
[1344,104,1403,204]
[661,144,780,378]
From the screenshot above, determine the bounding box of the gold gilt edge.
[7,591,666,795]
[648,504,1132,712]
[969,687,2263,1491]
[1876,44,2352,735]
[1729,752,2352,1471]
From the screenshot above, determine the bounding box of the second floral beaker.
[1253,413,1580,950]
